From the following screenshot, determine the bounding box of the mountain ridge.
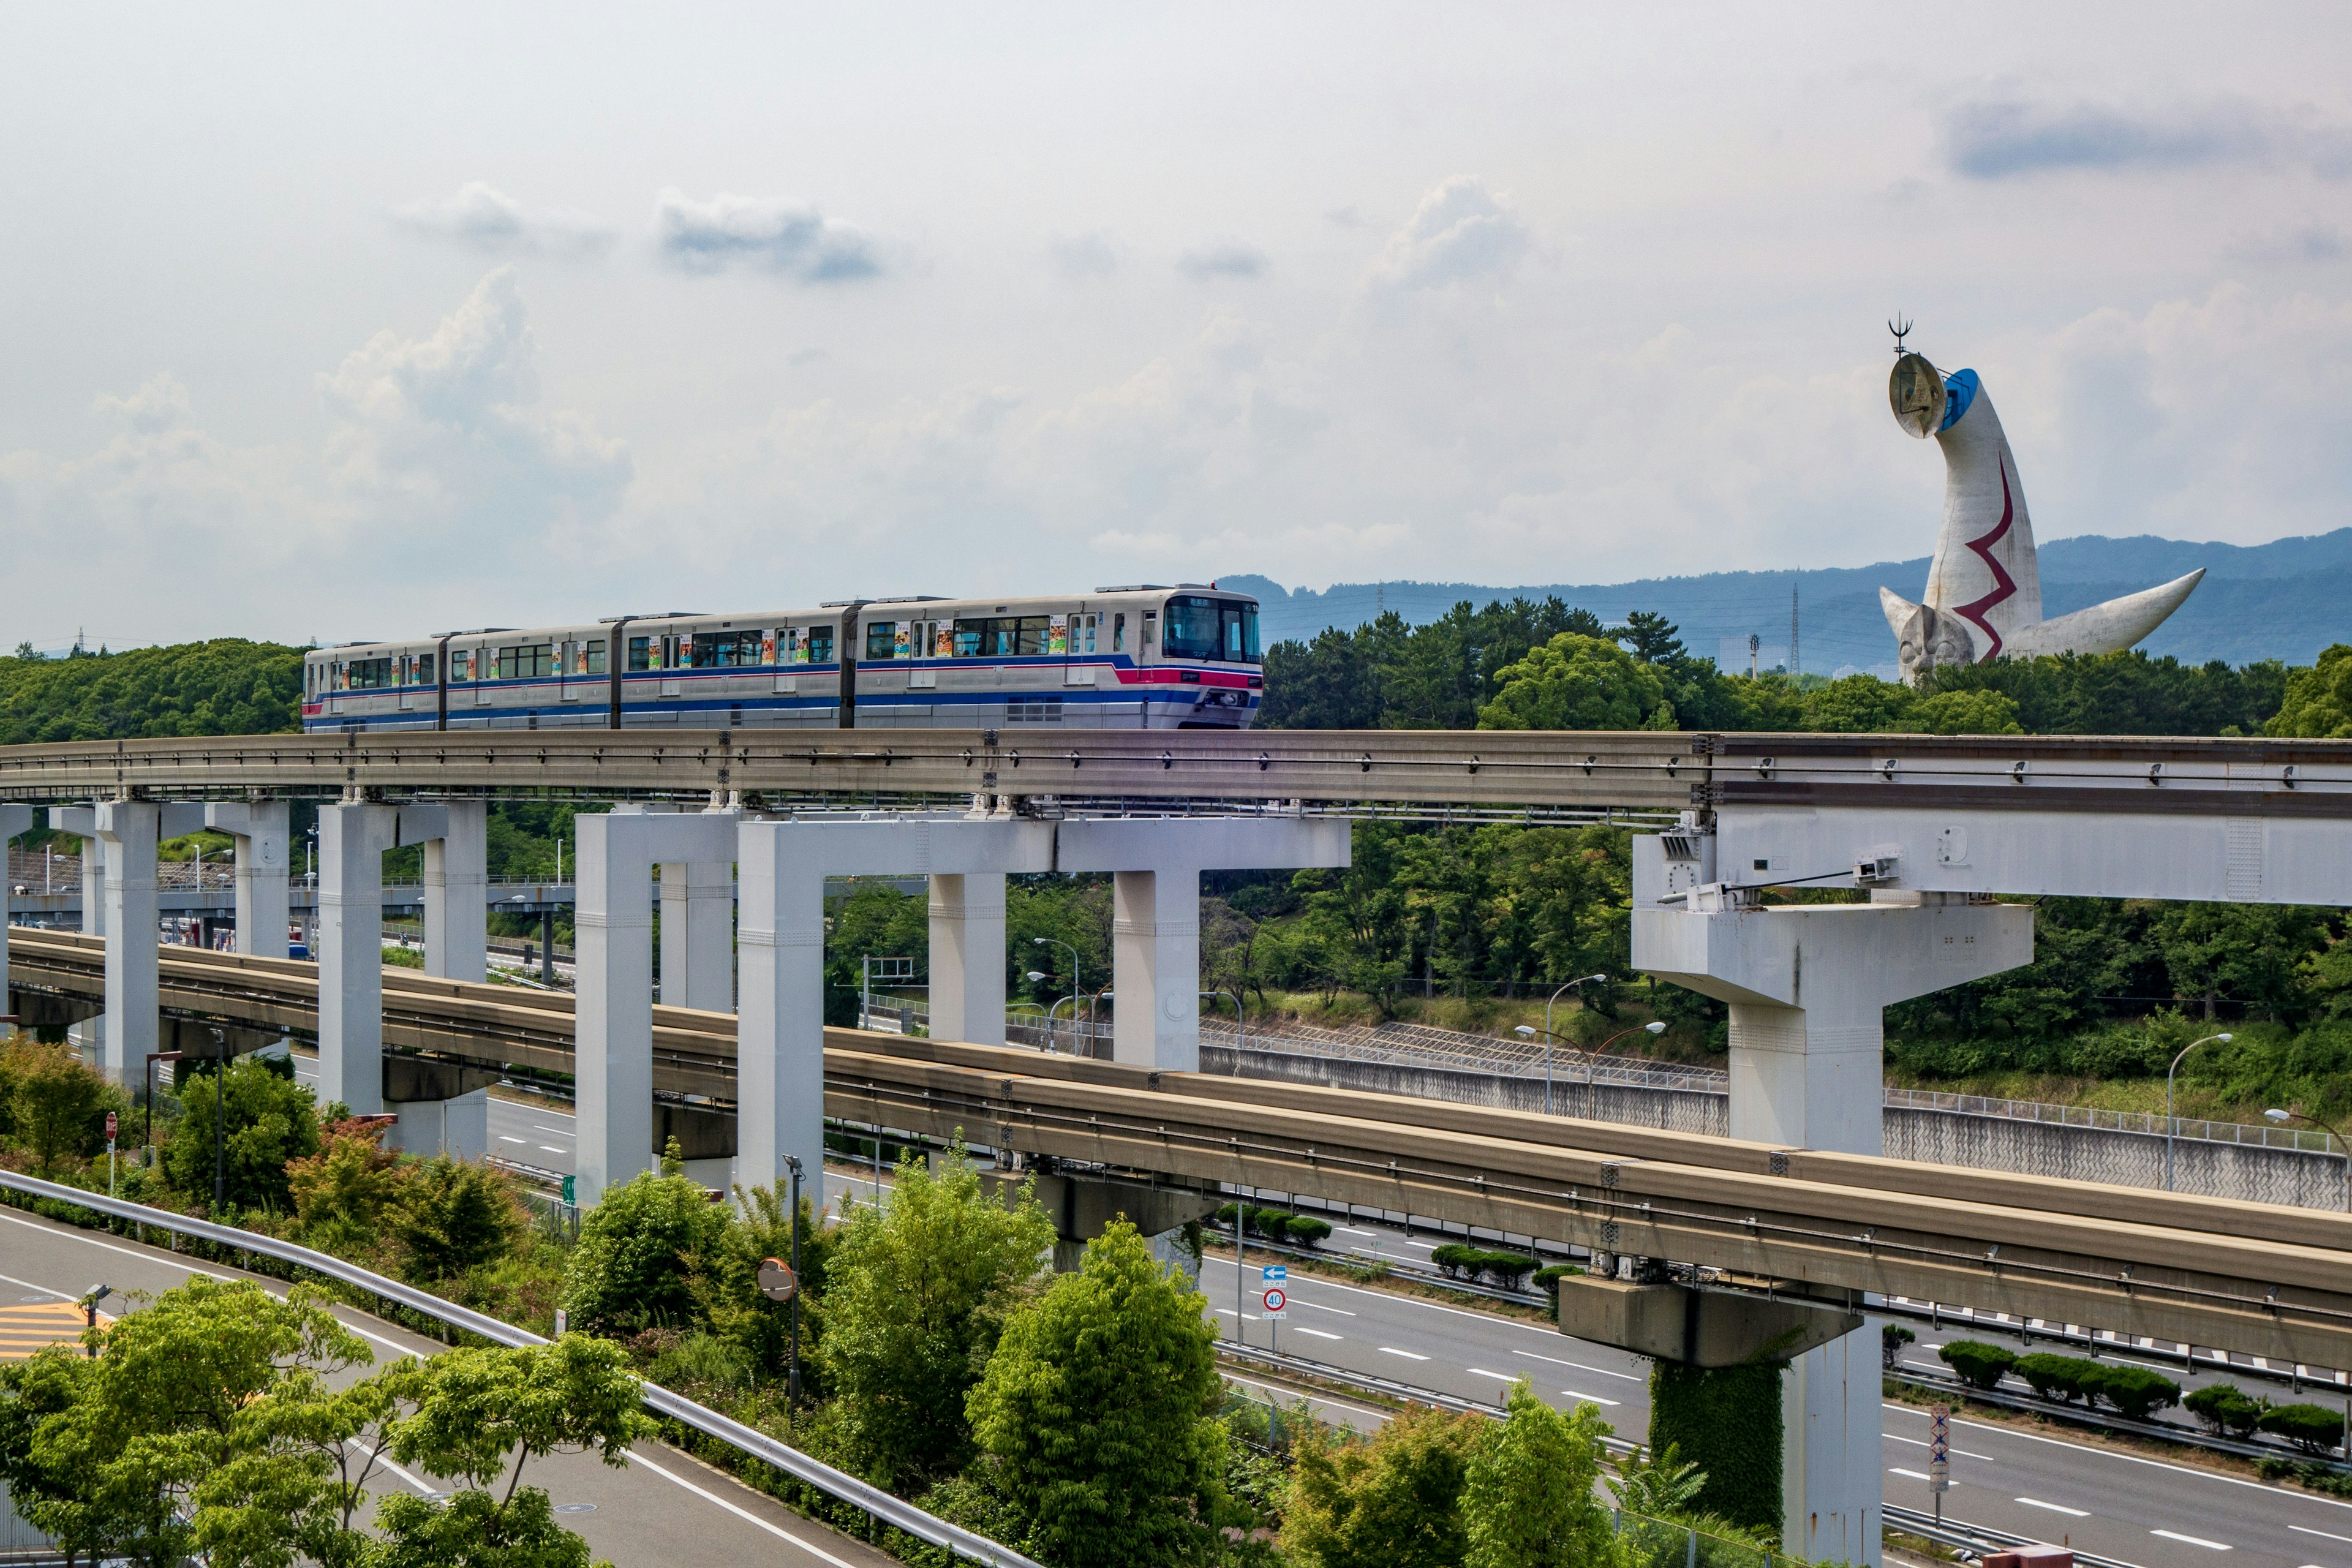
[1221,527,2352,672]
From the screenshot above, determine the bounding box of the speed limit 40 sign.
[1261,1287,1287,1318]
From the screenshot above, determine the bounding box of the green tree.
[392,1156,526,1282]
[1605,1441,1705,1517]
[0,1276,373,1568]
[1282,1404,1482,1568]
[287,1121,409,1255]
[560,1169,734,1336]
[162,1055,323,1212]
[2,1039,123,1172]
[0,638,304,745]
[1905,687,2023,734]
[968,1221,1230,1567]
[825,881,935,1027]
[1462,1381,1623,1568]
[2267,644,2352,737]
[373,1336,650,1568]
[823,1143,1054,1486]
[1478,634,1668,732]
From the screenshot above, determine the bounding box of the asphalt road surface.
[0,1204,897,1568]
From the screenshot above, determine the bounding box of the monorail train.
[301,586,1263,733]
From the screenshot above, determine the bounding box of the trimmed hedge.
[2015,1352,2094,1403]
[1651,1362,1782,1534]
[1939,1340,2016,1391]
[1430,1243,1541,1287]
[2185,1381,2267,1439]
[2261,1403,2348,1455]
[1533,1263,1586,1303]
[1284,1215,1333,1248]
[2008,1354,2180,1420]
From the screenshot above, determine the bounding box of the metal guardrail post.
[0,1170,1044,1568]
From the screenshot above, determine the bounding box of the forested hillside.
[0,639,303,744]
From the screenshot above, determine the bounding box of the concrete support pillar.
[78,835,105,937]
[0,805,28,1022]
[1635,859,2036,1568]
[1056,818,1351,1072]
[660,858,734,1011]
[91,801,165,1087]
[926,872,1007,1045]
[734,815,1057,1198]
[575,809,737,1204]
[421,800,488,982]
[316,803,400,1114]
[205,802,290,958]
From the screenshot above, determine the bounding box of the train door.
[560,640,581,703]
[660,635,680,698]
[473,646,492,706]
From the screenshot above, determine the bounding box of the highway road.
[297,1063,2352,1568]
[0,1203,895,1568]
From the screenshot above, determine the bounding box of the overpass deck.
[17,929,2352,1368]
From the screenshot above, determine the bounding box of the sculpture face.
[1897,603,1975,685]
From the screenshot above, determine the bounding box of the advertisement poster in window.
[933,625,953,657]
[1049,615,1068,655]
[894,622,911,657]
[761,630,777,666]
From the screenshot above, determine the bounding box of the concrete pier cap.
[1630,826,2034,1567]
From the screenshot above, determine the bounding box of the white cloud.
[391,181,614,257]
[1371,176,1529,288]
[1943,97,2352,181]
[654,188,884,282]
[1175,241,1268,281]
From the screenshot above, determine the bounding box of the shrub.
[2185,1381,2267,1439]
[1938,1340,2016,1391]
[1251,1206,1292,1241]
[1478,1252,1539,1289]
[2015,1352,2095,1403]
[1431,1243,1480,1279]
[561,1169,734,1336]
[1882,1324,1917,1369]
[2086,1364,2180,1422]
[1,1041,123,1174]
[391,1155,524,1282]
[1284,1215,1333,1248]
[2261,1403,2348,1455]
[160,1055,321,1211]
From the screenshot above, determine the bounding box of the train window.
[412,653,437,685]
[1142,610,1156,648]
[627,636,652,672]
[1112,614,1126,653]
[1219,602,1260,663]
[347,657,395,690]
[1162,597,1222,660]
[496,644,554,680]
[582,643,606,676]
[692,630,761,668]
[865,622,896,660]
[807,625,835,664]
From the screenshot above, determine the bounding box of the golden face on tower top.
[1890,352,1947,439]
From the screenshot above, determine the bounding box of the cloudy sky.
[3,4,2348,649]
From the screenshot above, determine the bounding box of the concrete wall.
[1200,1044,2351,1212]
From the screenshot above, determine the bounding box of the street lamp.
[1031,937,1080,1057]
[2165,1033,2233,1192]
[2266,1107,2352,1212]
[81,1284,110,1358]
[145,1050,184,1150]
[1515,1016,1665,1117]
[209,1027,228,1215]
[1518,974,1608,1114]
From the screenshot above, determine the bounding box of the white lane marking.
[1512,1348,1638,1381]
[1202,1258,1558,1333]
[3,1210,434,1363]
[0,1271,74,1301]
[347,1438,433,1494]
[538,1146,567,1154]
[1294,1327,1343,1341]
[1882,1403,2352,1512]
[624,1450,862,1567]
[1381,1347,1430,1361]
[1295,1300,1356,1317]
[532,1125,573,1135]
[499,1136,525,1144]
[1890,1467,1931,1481]
[2152,1530,2232,1551]
[2016,1498,2090,1518]
[2291,1526,2352,1545]
[1215,1309,1263,1321]
[1562,1390,1623,1407]
[1466,1367,1517,1381]
[1884,1434,1996,1462]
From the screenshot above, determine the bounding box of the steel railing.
[0,1170,1041,1568]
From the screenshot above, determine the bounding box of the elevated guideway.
[13,928,2352,1373]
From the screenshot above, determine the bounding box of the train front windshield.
[1163,596,1259,663]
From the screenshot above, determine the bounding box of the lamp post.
[1516,1018,1666,1117]
[1031,937,1080,1056]
[1517,972,1608,1114]
[2266,1107,2352,1212]
[2165,1032,2233,1192]
[81,1284,110,1358]
[782,1154,804,1406]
